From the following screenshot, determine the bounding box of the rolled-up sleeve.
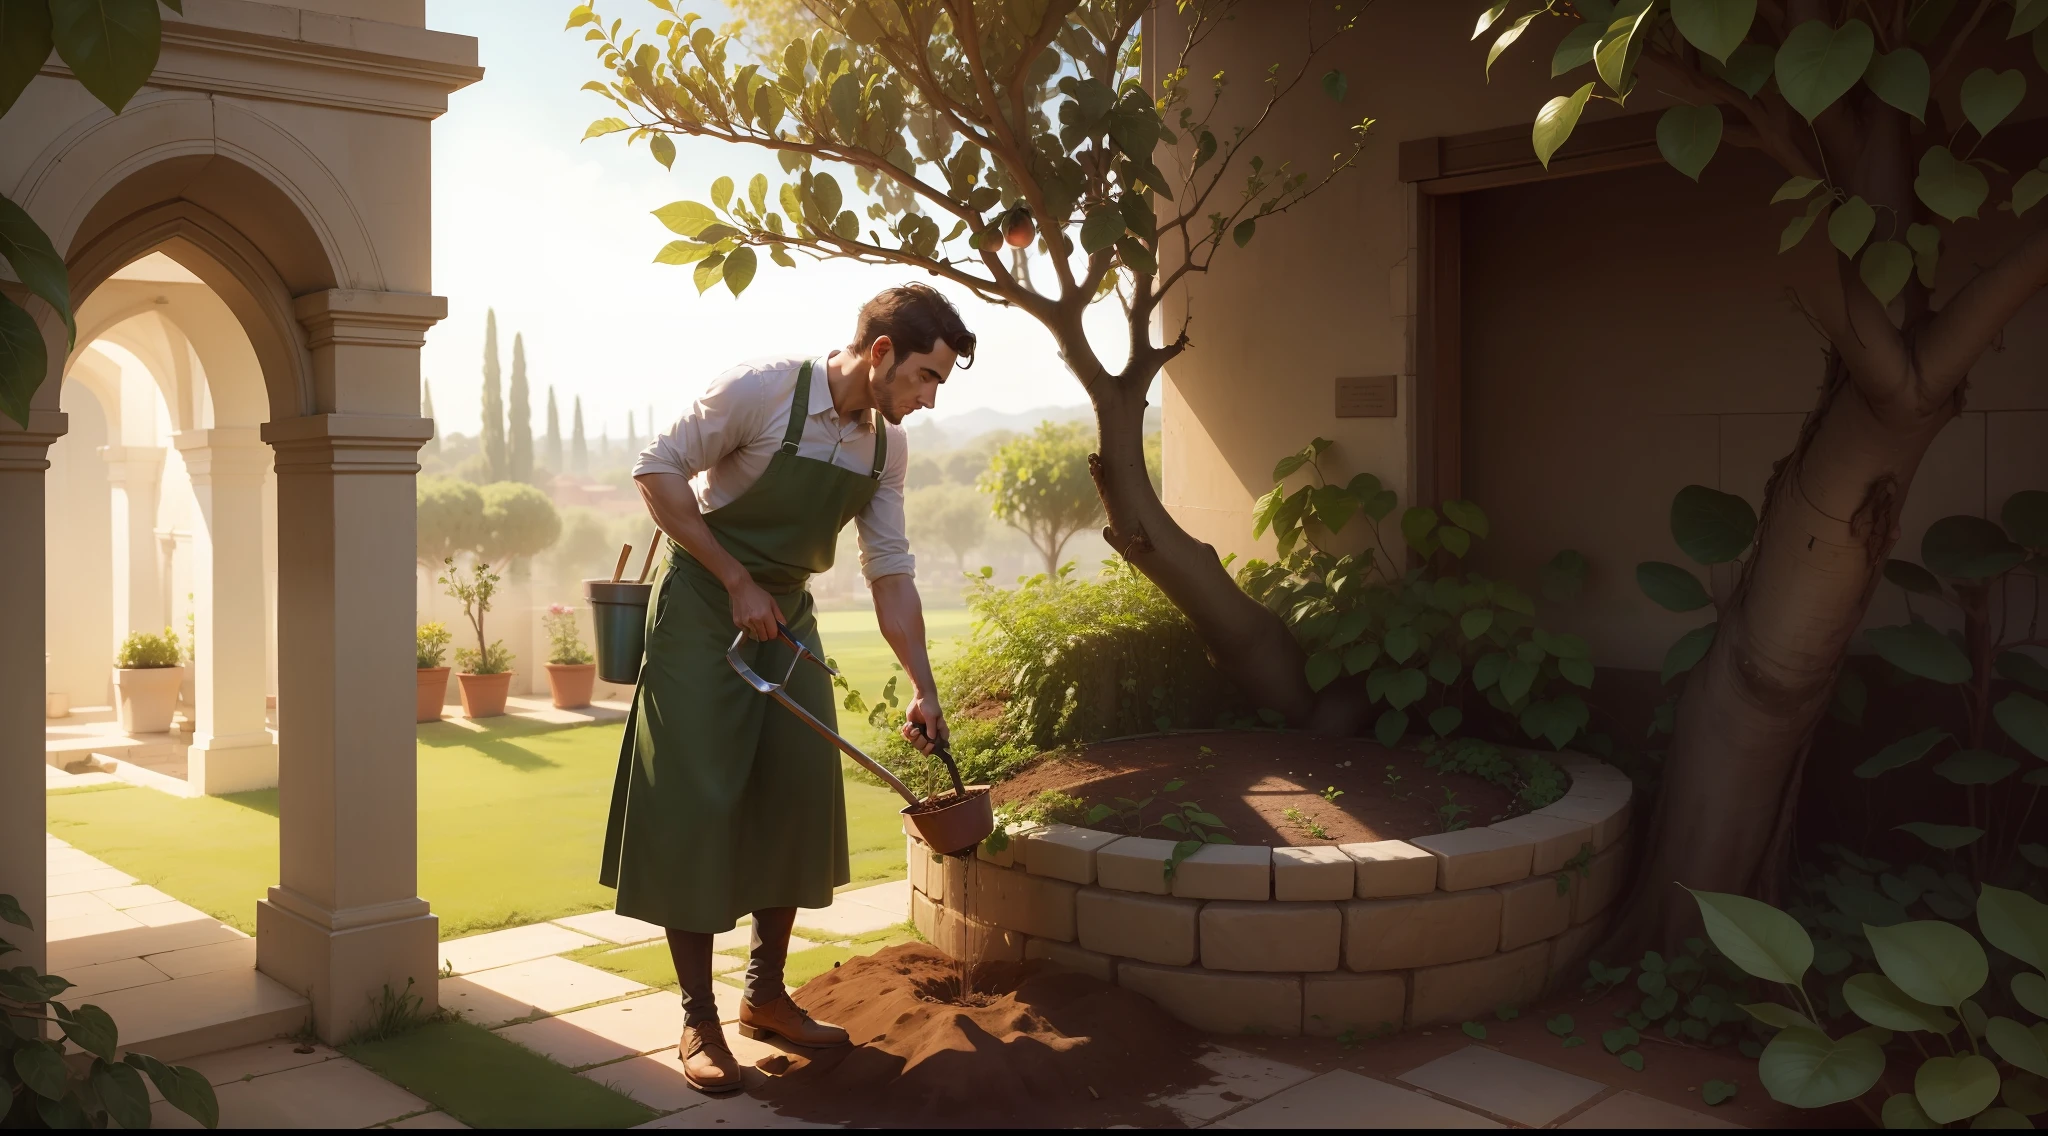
[855,422,915,582]
[632,363,772,487]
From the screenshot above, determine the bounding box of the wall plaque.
[1335,375,1398,418]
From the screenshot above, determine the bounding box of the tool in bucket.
[724,625,994,855]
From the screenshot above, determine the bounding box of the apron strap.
[778,360,814,457]
[868,409,887,479]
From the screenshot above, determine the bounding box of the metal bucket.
[585,579,653,685]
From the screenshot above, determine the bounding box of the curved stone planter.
[908,752,1632,1039]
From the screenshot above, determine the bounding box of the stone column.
[100,444,165,651]
[256,289,444,1044]
[177,427,277,794]
[1,409,67,973]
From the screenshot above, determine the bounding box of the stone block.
[1273,846,1355,901]
[1484,812,1596,875]
[1572,844,1627,924]
[1546,918,1604,987]
[1344,890,1501,972]
[906,835,935,895]
[1537,793,1630,851]
[1095,836,1176,895]
[1075,888,1199,966]
[1025,938,1117,983]
[911,890,1023,962]
[1340,840,1438,898]
[1022,825,1123,885]
[1200,901,1340,972]
[1169,843,1271,900]
[924,847,975,909]
[1497,874,1572,951]
[1409,827,1533,891]
[1302,972,1408,1038]
[1409,943,1550,1025]
[973,863,1078,942]
[975,822,1043,869]
[1116,962,1302,1037]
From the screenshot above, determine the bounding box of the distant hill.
[912,403,1158,452]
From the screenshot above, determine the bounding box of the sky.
[421,0,1127,440]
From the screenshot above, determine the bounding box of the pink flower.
[548,603,571,615]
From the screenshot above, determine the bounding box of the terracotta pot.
[113,666,184,734]
[416,667,451,722]
[545,663,596,710]
[456,671,514,718]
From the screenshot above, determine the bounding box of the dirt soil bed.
[991,730,1526,846]
[759,943,1213,1127]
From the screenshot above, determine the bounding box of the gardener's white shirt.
[633,351,914,582]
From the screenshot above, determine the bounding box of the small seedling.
[1319,785,1344,803]
[1583,959,1631,994]
[1281,806,1331,840]
[1494,1003,1519,1022]
[1460,1021,1487,1040]
[1617,1050,1645,1072]
[1335,1027,1361,1049]
[1601,1026,1640,1054]
[1435,788,1470,832]
[1382,764,1403,793]
[1545,1013,1574,1037]
[1554,842,1593,896]
[1561,1036,1586,1048]
[1702,1080,1737,1105]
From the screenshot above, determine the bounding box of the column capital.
[0,410,68,472]
[293,290,448,351]
[262,414,434,475]
[173,427,271,485]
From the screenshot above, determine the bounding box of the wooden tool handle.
[610,543,632,583]
[636,527,662,584]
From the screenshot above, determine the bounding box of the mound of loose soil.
[756,943,1211,1127]
[992,730,1526,845]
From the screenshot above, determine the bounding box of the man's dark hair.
[853,284,976,367]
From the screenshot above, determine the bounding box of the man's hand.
[903,693,948,754]
[727,576,780,641]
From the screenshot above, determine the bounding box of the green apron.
[599,359,886,932]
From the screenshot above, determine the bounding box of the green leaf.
[1961,68,2026,137]
[1311,483,1359,534]
[1989,1017,2048,1077]
[1500,658,1540,705]
[1996,693,2048,760]
[1671,0,1755,63]
[1637,562,1712,612]
[1462,1020,1488,1039]
[1690,889,1813,985]
[653,240,717,266]
[1343,641,1381,675]
[1547,1013,1575,1036]
[1374,708,1407,747]
[653,200,719,237]
[1869,919,1989,1007]
[1915,145,1990,222]
[1617,1049,1644,1071]
[2015,973,2048,1018]
[1916,1054,2001,1124]
[0,291,48,429]
[1533,83,1596,168]
[1081,204,1125,255]
[91,1059,150,1130]
[1656,104,1723,181]
[1896,822,1986,851]
[1997,651,2048,692]
[1306,650,1342,692]
[1401,506,1439,555]
[720,246,757,297]
[2016,0,2048,36]
[130,1053,219,1129]
[14,1042,67,1098]
[0,194,76,345]
[648,132,675,170]
[57,1002,116,1061]
[1844,972,1958,1032]
[1933,750,2018,785]
[1670,484,1756,565]
[1715,41,1776,96]
[0,894,27,928]
[1884,1093,1940,1129]
[1603,1025,1640,1053]
[1461,608,1494,640]
[1829,195,1876,256]
[1923,514,2023,579]
[1595,3,1659,97]
[1321,69,1346,101]
[2006,490,2048,549]
[1703,1079,1737,1105]
[1772,176,1823,203]
[1742,1001,1819,1030]
[1866,623,1972,684]
[1780,194,1829,252]
[1974,1106,2037,1128]
[2015,166,2048,218]
[1907,223,1941,286]
[1382,626,1420,665]
[1775,18,1874,121]
[709,176,734,211]
[1758,1026,1884,1108]
[1441,499,1489,538]
[1860,241,1913,303]
[1865,48,1931,120]
[1886,558,1945,596]
[1661,622,1716,684]
[1472,2,1509,40]
[49,0,162,113]
[1428,705,1464,737]
[1439,526,1472,558]
[692,252,726,294]
[1551,21,1605,76]
[0,0,54,117]
[1978,885,2048,971]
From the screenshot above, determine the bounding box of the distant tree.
[422,379,439,453]
[907,483,989,574]
[545,386,563,473]
[571,396,588,473]
[906,455,942,490]
[979,422,1103,577]
[479,481,563,573]
[509,332,533,483]
[480,309,506,482]
[626,410,638,454]
[417,477,486,567]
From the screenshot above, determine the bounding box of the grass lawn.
[344,1019,654,1128]
[815,605,974,750]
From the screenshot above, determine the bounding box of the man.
[601,284,973,1092]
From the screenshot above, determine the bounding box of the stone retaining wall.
[908,752,1631,1038]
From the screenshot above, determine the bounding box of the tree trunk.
[1625,350,1958,946]
[1083,372,1328,726]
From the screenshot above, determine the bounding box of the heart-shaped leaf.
[1306,651,1342,692]
[1691,889,1813,984]
[1534,83,1596,167]
[1915,1053,2000,1123]
[1915,146,1989,222]
[1844,972,1958,1032]
[1960,68,2026,137]
[2016,164,2048,218]
[1868,919,1989,1007]
[1657,104,1723,180]
[1829,195,1876,256]
[1923,514,2023,579]
[1906,223,1941,286]
[1759,1026,1884,1108]
[1859,240,1913,303]
[1882,1093,1938,1129]
[1637,562,1712,612]
[1865,48,1930,119]
[1661,622,1717,684]
[2013,972,2048,1017]
[1775,19,1874,121]
[1671,0,1756,63]
[1779,195,1829,252]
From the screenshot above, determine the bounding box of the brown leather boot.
[737,995,850,1048]
[680,1022,742,1092]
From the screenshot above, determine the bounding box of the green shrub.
[416,622,453,669]
[543,605,593,666]
[113,629,181,669]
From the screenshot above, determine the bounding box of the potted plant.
[112,628,184,734]
[542,604,597,709]
[441,557,514,718]
[416,622,453,722]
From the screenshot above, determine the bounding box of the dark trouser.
[666,907,798,1026]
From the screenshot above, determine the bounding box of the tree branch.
[1916,222,2048,403]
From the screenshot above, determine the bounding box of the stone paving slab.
[48,914,245,971]
[386,1111,469,1128]
[47,866,138,896]
[59,955,170,1000]
[148,935,258,979]
[1154,1046,1320,1125]
[439,974,541,1029]
[46,890,119,922]
[96,883,178,910]
[1559,1090,1742,1129]
[48,908,145,942]
[1209,1069,1503,1129]
[164,1040,344,1091]
[794,903,900,937]
[127,899,215,927]
[439,923,602,975]
[1398,1045,1606,1127]
[498,993,690,1068]
[554,910,667,945]
[149,1053,428,1129]
[455,955,648,1016]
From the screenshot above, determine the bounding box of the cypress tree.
[544,386,562,473]
[509,332,533,483]
[571,396,587,473]
[422,380,439,453]
[627,411,637,454]
[480,309,505,481]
